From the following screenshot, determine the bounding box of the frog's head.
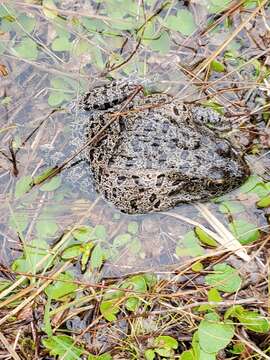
[198,136,250,198]
[81,80,141,111]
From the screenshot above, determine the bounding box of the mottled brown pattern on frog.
[81,81,249,214]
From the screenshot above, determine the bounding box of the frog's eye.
[209,167,226,181]
[173,106,179,116]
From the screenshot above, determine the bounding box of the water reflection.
[0,0,269,279]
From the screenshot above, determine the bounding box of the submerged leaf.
[165,9,196,36]
[15,175,33,199]
[13,37,38,60]
[40,176,61,191]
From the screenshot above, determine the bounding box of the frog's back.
[83,90,248,214]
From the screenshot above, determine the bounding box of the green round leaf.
[198,319,234,353]
[218,201,245,214]
[127,221,139,235]
[15,175,33,199]
[51,36,72,51]
[18,14,36,33]
[36,220,58,238]
[40,176,61,191]
[205,263,242,293]
[154,335,178,350]
[13,37,38,60]
[144,349,155,360]
[100,299,120,322]
[45,272,77,300]
[257,195,270,208]
[195,227,218,247]
[113,233,132,247]
[229,220,260,245]
[72,226,94,242]
[166,9,197,36]
[211,60,226,72]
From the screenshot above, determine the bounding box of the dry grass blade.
[196,0,269,75]
[235,332,270,360]
[196,204,250,262]
[0,262,70,326]
[0,332,21,360]
[176,0,268,99]
[164,210,232,247]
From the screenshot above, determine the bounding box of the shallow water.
[0,0,270,279]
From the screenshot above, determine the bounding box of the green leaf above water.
[202,100,224,115]
[211,59,226,72]
[198,318,234,353]
[240,175,270,198]
[90,244,105,270]
[191,331,216,360]
[80,242,94,271]
[45,272,77,300]
[243,0,259,9]
[42,335,84,360]
[229,342,246,354]
[205,263,241,293]
[225,305,270,333]
[229,219,260,245]
[100,299,120,321]
[195,227,218,247]
[33,167,57,185]
[88,353,112,360]
[257,195,270,208]
[154,335,178,350]
[208,288,222,303]
[144,349,155,360]
[61,244,82,260]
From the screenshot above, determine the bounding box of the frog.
[76,80,249,214]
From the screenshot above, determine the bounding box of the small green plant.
[145,335,178,359]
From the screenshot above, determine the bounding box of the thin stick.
[0,332,21,360]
